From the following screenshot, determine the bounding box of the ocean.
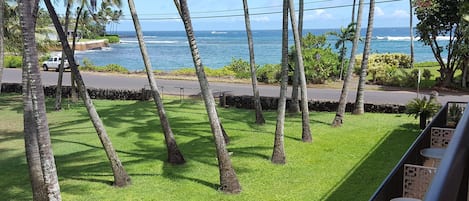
[73,27,448,72]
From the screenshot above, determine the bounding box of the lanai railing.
[369,101,468,201]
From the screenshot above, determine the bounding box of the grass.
[0,94,420,201]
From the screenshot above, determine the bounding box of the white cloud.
[392,9,409,18]
[305,9,332,20]
[375,7,385,16]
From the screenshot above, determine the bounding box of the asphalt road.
[3,68,468,105]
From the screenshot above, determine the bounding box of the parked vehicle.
[42,56,70,71]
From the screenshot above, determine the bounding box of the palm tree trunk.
[44,0,131,187]
[242,0,265,125]
[351,0,357,23]
[353,0,375,115]
[332,0,364,127]
[20,0,62,200]
[55,2,72,111]
[0,0,4,93]
[272,0,289,164]
[409,0,414,68]
[128,0,185,165]
[288,0,312,142]
[288,0,303,114]
[174,0,241,194]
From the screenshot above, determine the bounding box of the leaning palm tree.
[272,0,289,164]
[128,0,185,164]
[55,0,73,111]
[332,0,364,127]
[353,0,375,115]
[288,0,312,142]
[288,0,304,114]
[174,0,241,194]
[19,0,62,200]
[242,0,265,125]
[44,0,131,187]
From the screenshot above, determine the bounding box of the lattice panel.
[430,127,455,148]
[403,164,437,199]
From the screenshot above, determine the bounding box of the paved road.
[3,68,468,105]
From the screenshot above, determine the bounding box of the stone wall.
[1,83,152,101]
[220,94,406,113]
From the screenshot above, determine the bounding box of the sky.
[53,0,416,31]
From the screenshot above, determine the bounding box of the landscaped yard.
[0,94,420,201]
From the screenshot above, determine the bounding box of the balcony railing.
[369,101,468,201]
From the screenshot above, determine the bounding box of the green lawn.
[0,94,420,201]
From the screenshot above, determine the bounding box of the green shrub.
[170,68,195,76]
[422,69,432,80]
[4,56,23,68]
[206,67,235,77]
[224,58,253,79]
[96,35,120,43]
[257,64,281,84]
[78,58,128,73]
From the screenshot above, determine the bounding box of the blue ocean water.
[73,27,447,72]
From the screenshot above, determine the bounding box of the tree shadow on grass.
[322,123,420,201]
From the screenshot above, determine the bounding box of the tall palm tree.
[0,0,4,93]
[332,0,364,127]
[351,0,357,23]
[128,0,185,165]
[242,0,265,125]
[288,0,312,142]
[44,0,131,187]
[288,0,304,114]
[272,0,289,164]
[173,0,241,194]
[409,0,414,68]
[19,0,62,200]
[353,0,375,115]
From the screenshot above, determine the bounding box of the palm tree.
[409,0,414,68]
[55,0,73,111]
[44,0,131,187]
[242,0,265,125]
[288,0,312,142]
[353,0,375,115]
[332,0,364,127]
[288,0,304,114]
[173,0,241,194]
[0,0,4,93]
[351,0,357,23]
[329,23,356,80]
[128,0,185,165]
[19,0,62,200]
[272,0,289,164]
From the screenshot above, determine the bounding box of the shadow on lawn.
[322,123,420,201]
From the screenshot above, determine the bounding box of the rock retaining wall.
[220,94,406,113]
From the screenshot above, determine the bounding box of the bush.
[96,35,120,43]
[422,69,432,80]
[4,56,23,68]
[257,64,281,84]
[78,58,128,73]
[223,58,254,79]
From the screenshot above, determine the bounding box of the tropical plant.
[447,103,464,127]
[128,0,185,164]
[272,0,289,165]
[288,0,312,142]
[353,0,375,115]
[405,96,441,129]
[174,0,241,194]
[414,0,466,87]
[19,0,62,200]
[242,0,265,125]
[44,0,131,187]
[328,23,356,80]
[332,0,364,127]
[257,64,281,84]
